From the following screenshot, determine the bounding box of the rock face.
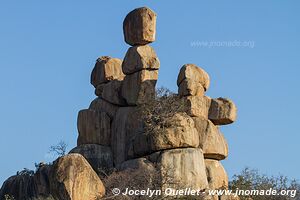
[193,118,228,160]
[77,109,111,146]
[121,69,158,105]
[98,80,127,106]
[157,148,209,190]
[69,144,113,172]
[205,159,228,189]
[183,96,211,118]
[122,45,160,74]
[111,107,137,166]
[0,165,54,200]
[178,78,205,97]
[33,165,52,197]
[0,174,37,200]
[89,97,118,119]
[209,97,237,125]
[123,7,157,46]
[129,113,199,157]
[49,154,105,200]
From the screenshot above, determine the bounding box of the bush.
[100,167,162,200]
[16,168,34,176]
[229,168,300,200]
[4,194,15,200]
[49,140,67,157]
[138,87,186,135]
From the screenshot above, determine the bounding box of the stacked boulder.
[0,6,238,200]
[71,6,237,198]
[177,64,237,199]
[72,6,238,198]
[71,7,160,172]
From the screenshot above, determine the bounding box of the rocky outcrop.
[0,174,37,200]
[71,5,237,197]
[0,154,105,200]
[1,6,239,200]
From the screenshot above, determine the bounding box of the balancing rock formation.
[0,7,238,200]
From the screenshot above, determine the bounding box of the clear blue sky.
[1,1,300,185]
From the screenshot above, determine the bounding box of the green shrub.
[229,168,300,200]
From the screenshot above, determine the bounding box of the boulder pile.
[0,7,238,200]
[73,6,237,199]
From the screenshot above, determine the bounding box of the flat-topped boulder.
[129,113,199,158]
[122,45,160,74]
[90,56,124,87]
[123,7,157,46]
[209,97,237,125]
